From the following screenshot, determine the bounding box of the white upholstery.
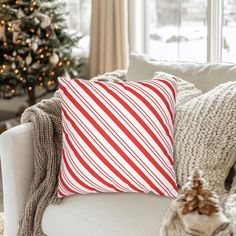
[0,123,33,236]
[127,53,236,92]
[1,54,236,236]
[42,193,171,236]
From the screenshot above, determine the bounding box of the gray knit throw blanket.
[20,94,62,236]
[18,71,127,236]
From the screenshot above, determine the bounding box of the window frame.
[128,0,225,63]
[207,0,223,62]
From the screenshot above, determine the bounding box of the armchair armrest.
[0,123,33,236]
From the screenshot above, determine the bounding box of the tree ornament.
[17,8,25,18]
[26,38,31,45]
[17,48,25,54]
[13,51,17,56]
[54,24,59,30]
[40,15,51,29]
[32,63,40,69]
[37,28,41,36]
[0,25,6,41]
[12,31,19,44]
[12,63,16,69]
[32,41,38,52]
[15,0,21,5]
[11,20,21,31]
[49,51,59,65]
[34,18,40,25]
[19,60,25,68]
[26,54,32,65]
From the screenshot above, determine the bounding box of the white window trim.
[128,0,148,53]
[128,0,224,63]
[207,0,223,62]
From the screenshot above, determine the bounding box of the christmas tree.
[0,0,81,106]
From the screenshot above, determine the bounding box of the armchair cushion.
[42,193,172,236]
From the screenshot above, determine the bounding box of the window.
[222,0,236,62]
[64,0,92,57]
[129,0,236,63]
[148,0,207,62]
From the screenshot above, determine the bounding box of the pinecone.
[177,169,220,216]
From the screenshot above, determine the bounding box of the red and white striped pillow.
[58,74,178,198]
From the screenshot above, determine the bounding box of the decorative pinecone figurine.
[178,170,220,216]
[174,170,231,235]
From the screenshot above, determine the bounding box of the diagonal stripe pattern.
[58,74,178,198]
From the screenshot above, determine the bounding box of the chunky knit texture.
[20,94,62,236]
[174,82,236,194]
[159,78,203,236]
[175,77,202,106]
[160,81,236,236]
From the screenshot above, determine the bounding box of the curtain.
[89,0,128,78]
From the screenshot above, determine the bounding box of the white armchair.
[1,54,236,236]
[0,123,33,236]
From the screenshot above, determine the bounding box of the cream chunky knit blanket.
[160,81,236,235]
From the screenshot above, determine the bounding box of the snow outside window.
[132,0,236,63]
[222,0,236,62]
[63,0,91,58]
[148,0,207,62]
